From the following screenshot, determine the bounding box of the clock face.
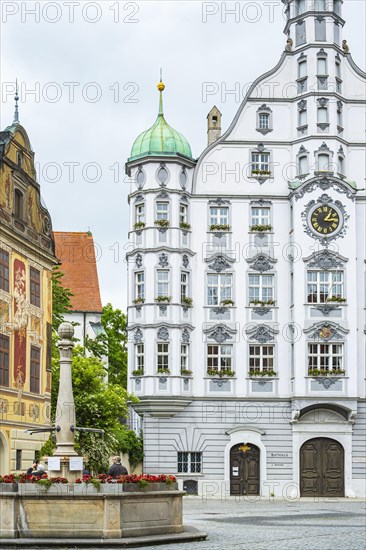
[309,204,343,236]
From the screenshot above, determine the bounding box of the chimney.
[207,106,222,146]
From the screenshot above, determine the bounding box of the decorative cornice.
[246,324,278,343]
[206,254,235,273]
[203,323,237,343]
[303,249,348,269]
[304,321,349,341]
[247,254,277,273]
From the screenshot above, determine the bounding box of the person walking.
[107,456,128,478]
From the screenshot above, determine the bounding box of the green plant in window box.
[251,169,271,176]
[250,299,276,306]
[154,219,170,227]
[220,299,234,306]
[326,297,346,303]
[157,368,171,375]
[134,221,146,229]
[250,224,272,232]
[180,222,191,230]
[207,368,235,378]
[209,224,230,232]
[155,296,171,303]
[181,369,192,376]
[249,369,277,377]
[181,297,193,306]
[308,368,345,377]
[133,297,145,304]
[132,369,144,376]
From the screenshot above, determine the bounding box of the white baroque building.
[126,0,366,498]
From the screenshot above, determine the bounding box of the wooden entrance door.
[300,438,344,497]
[230,444,260,495]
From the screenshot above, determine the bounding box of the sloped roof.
[53,232,102,313]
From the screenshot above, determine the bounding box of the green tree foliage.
[51,267,73,330]
[85,303,128,388]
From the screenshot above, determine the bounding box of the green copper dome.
[129,81,192,161]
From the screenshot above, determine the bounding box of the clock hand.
[324,211,337,222]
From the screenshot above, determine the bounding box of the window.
[135,343,144,372]
[0,249,9,292]
[207,344,232,372]
[317,57,327,75]
[30,346,40,394]
[14,189,23,219]
[249,274,274,303]
[314,0,326,10]
[30,267,41,307]
[308,343,344,372]
[0,335,10,386]
[338,156,344,175]
[177,452,202,474]
[207,273,232,305]
[298,60,307,79]
[180,204,188,224]
[296,20,306,47]
[258,113,269,130]
[135,203,145,224]
[181,344,189,372]
[298,109,307,127]
[337,103,343,128]
[249,345,274,374]
[181,272,189,301]
[335,61,341,79]
[156,202,169,221]
[315,16,326,41]
[135,271,145,300]
[157,342,169,372]
[16,450,22,470]
[251,207,270,226]
[296,0,306,15]
[299,155,309,175]
[17,152,23,168]
[307,271,343,303]
[251,152,270,172]
[317,107,328,124]
[318,153,330,171]
[156,270,169,297]
[209,207,228,226]
[334,0,341,15]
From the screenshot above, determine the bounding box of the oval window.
[136,168,145,189]
[157,165,169,185]
[179,168,187,189]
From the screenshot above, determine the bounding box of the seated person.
[31,464,46,478]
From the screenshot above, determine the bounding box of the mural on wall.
[13,259,28,400]
[0,171,12,211]
[27,186,42,232]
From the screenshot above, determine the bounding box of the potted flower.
[181,296,193,306]
[119,474,178,492]
[209,223,230,232]
[134,221,145,230]
[180,222,191,230]
[155,296,171,303]
[249,369,277,377]
[207,368,235,378]
[308,368,345,377]
[327,297,346,303]
[133,297,145,304]
[0,474,18,492]
[181,369,193,376]
[157,368,171,375]
[220,299,234,306]
[250,299,276,306]
[251,169,271,176]
[250,224,272,232]
[132,368,144,376]
[154,219,170,228]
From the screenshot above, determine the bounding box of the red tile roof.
[53,232,103,313]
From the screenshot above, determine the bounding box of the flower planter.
[122,482,178,492]
[18,483,69,495]
[71,484,102,495]
[0,482,18,493]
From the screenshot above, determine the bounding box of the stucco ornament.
[135,254,143,268]
[134,328,143,343]
[157,327,169,341]
[158,253,169,267]
[182,329,190,343]
[247,254,276,273]
[304,322,349,341]
[13,266,28,332]
[205,324,234,343]
[294,176,356,201]
[182,255,189,268]
[208,255,231,273]
[306,250,346,270]
[246,324,278,343]
[301,194,349,245]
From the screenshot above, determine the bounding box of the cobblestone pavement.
[139,496,366,550]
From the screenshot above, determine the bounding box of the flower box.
[122,482,178,492]
[326,297,346,303]
[133,297,145,304]
[209,224,230,232]
[220,299,234,306]
[180,222,191,230]
[154,219,170,228]
[181,369,193,376]
[308,369,345,377]
[250,224,272,232]
[250,300,276,306]
[251,170,271,176]
[181,297,193,306]
[157,369,171,375]
[207,368,235,378]
[132,369,144,376]
[0,482,18,492]
[155,296,171,303]
[133,222,145,230]
[249,370,277,377]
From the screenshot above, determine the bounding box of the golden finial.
[157,67,165,92]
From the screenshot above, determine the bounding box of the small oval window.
[136,168,145,189]
[157,165,169,185]
[179,168,187,189]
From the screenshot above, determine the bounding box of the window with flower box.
[157,342,169,372]
[0,334,10,386]
[207,273,232,306]
[156,270,170,298]
[177,452,202,474]
[135,271,145,301]
[135,203,145,224]
[307,271,344,303]
[250,207,270,226]
[180,204,188,224]
[30,267,41,307]
[249,345,275,375]
[249,274,274,304]
[181,344,190,372]
[308,343,344,373]
[209,207,229,227]
[0,249,9,292]
[251,152,270,173]
[207,344,233,373]
[181,272,189,301]
[156,202,169,220]
[135,343,144,373]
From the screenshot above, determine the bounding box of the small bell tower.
[207,106,222,146]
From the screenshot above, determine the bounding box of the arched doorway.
[230,443,260,496]
[300,437,344,497]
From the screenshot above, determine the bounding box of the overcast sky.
[1,0,365,310]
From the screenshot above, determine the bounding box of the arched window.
[256,105,272,135]
[318,153,330,171]
[299,156,309,176]
[14,189,23,219]
[296,0,306,16]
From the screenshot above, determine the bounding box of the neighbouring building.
[0,96,57,474]
[53,232,103,347]
[126,0,366,498]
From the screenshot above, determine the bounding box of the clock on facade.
[308,203,343,236]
